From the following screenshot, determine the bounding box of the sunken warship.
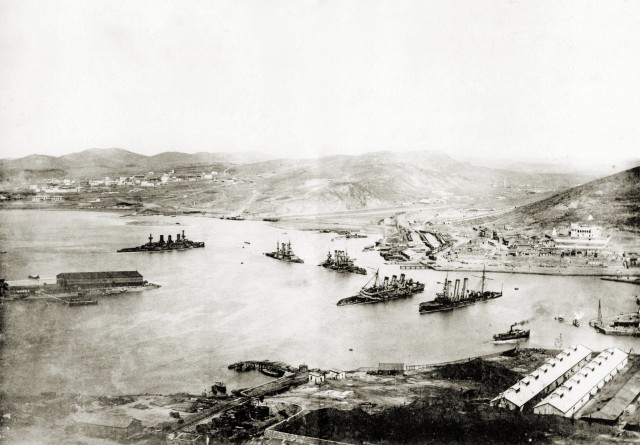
[419,267,503,314]
[118,230,204,252]
[337,270,424,306]
[264,240,304,263]
[320,250,367,275]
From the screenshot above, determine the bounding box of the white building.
[326,369,346,380]
[570,223,602,239]
[490,345,592,411]
[534,348,629,418]
[31,195,49,202]
[308,372,325,384]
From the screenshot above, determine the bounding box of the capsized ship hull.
[337,271,424,306]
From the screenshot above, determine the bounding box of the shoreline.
[427,263,640,277]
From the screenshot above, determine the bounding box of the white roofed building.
[534,348,629,418]
[490,345,592,411]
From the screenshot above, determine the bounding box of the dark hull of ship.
[321,263,367,275]
[264,252,304,263]
[419,292,502,314]
[118,242,205,253]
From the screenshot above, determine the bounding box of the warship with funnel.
[118,230,204,252]
[337,270,424,306]
[419,266,503,314]
[320,250,366,275]
[264,240,304,263]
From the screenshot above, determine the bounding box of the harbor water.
[1,209,638,396]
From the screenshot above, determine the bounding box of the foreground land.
[5,349,640,444]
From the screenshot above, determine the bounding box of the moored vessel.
[419,266,503,314]
[264,240,304,263]
[337,270,424,306]
[320,250,366,275]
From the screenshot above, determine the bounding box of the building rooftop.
[57,271,142,279]
[535,348,628,415]
[491,345,592,408]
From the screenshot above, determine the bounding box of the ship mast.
[598,299,602,324]
[481,265,486,295]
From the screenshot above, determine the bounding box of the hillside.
[223,151,594,215]
[491,166,640,232]
[0,148,600,216]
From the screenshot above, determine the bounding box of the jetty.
[228,360,297,374]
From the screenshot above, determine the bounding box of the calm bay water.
[0,209,638,396]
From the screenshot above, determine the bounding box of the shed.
[57,271,144,288]
[74,413,142,439]
[326,369,346,380]
[309,372,325,384]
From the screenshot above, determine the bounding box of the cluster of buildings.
[491,345,630,419]
[308,369,346,384]
[471,220,612,258]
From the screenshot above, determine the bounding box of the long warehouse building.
[534,347,629,418]
[56,271,144,288]
[490,345,593,411]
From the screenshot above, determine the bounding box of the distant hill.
[0,148,272,180]
[490,166,640,232]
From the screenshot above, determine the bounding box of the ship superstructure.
[264,240,304,263]
[117,230,204,252]
[337,270,424,306]
[419,266,502,314]
[320,250,366,275]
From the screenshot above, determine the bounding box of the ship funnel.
[168,235,172,243]
[383,276,389,287]
[400,273,405,283]
[159,234,165,244]
[391,275,397,284]
[447,280,452,298]
[462,278,468,299]
[454,279,460,300]
[182,229,185,239]
[177,233,181,241]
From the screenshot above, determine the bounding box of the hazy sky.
[1,0,639,164]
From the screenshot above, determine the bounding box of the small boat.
[214,381,227,393]
[260,366,285,378]
[573,319,580,327]
[555,316,565,322]
[493,323,530,342]
[28,275,40,279]
[514,287,519,290]
[635,295,640,306]
[244,241,251,245]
